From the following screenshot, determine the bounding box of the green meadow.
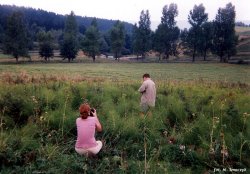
[0,63,249,83]
[0,63,249,173]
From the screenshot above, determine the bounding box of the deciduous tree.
[199,22,214,60]
[154,4,180,60]
[110,20,125,61]
[186,4,208,62]
[212,3,238,62]
[3,11,29,62]
[81,18,100,62]
[60,11,78,62]
[132,24,140,59]
[38,30,54,61]
[133,10,152,59]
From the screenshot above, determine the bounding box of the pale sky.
[1,0,250,29]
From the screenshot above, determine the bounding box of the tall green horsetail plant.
[61,89,70,137]
[209,100,220,156]
[143,111,152,174]
[31,95,39,117]
[240,112,250,162]
[144,121,148,174]
[0,107,6,144]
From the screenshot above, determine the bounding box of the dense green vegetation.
[0,63,249,173]
[0,3,246,63]
[0,4,133,33]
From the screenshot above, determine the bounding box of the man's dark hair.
[143,73,150,78]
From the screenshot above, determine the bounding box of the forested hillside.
[0,5,133,33]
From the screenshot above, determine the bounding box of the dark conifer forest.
[0,5,133,33]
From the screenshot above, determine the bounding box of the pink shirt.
[75,117,98,149]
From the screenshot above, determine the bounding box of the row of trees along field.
[0,3,239,62]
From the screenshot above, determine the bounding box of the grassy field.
[0,63,250,173]
[236,26,250,36]
[236,27,250,55]
[0,63,249,83]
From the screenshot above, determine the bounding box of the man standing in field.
[138,73,156,115]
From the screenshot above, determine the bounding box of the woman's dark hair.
[143,73,150,78]
[79,103,90,119]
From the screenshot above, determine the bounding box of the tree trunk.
[203,48,207,61]
[224,56,228,63]
[142,53,145,59]
[219,45,224,62]
[227,52,231,61]
[220,53,223,62]
[15,57,18,63]
[192,47,196,62]
[173,49,176,57]
[92,55,96,62]
[115,52,118,60]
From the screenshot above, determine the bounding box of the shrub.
[161,144,201,167]
[0,92,33,126]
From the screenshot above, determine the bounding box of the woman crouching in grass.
[75,103,103,157]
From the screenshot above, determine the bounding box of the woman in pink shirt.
[75,103,103,157]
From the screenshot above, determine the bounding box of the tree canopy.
[81,18,100,62]
[187,4,208,62]
[38,30,54,61]
[212,3,238,62]
[3,11,29,62]
[154,4,180,60]
[60,11,79,62]
[110,21,125,60]
[133,10,152,59]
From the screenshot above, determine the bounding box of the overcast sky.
[1,0,250,29]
